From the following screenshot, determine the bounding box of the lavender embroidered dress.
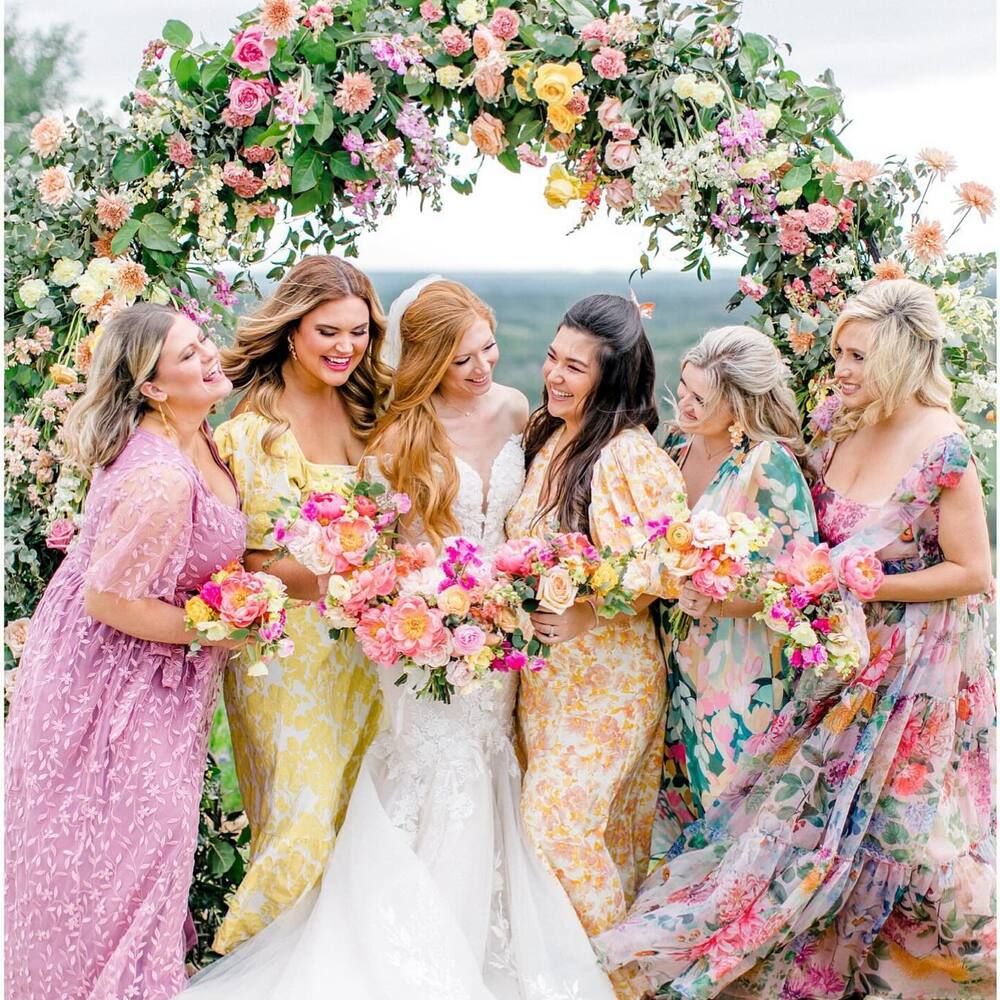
[595,431,995,999]
[5,428,246,1000]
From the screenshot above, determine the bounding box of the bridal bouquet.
[650,493,776,641]
[354,536,542,703]
[755,540,884,679]
[184,562,294,676]
[268,479,409,634]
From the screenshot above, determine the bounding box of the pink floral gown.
[5,428,246,1000]
[595,430,995,999]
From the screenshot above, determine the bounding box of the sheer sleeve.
[590,428,686,599]
[215,413,304,551]
[84,463,194,600]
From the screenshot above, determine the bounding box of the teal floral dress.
[653,434,818,857]
[595,426,996,1000]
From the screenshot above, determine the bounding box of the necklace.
[700,435,731,462]
[434,393,478,420]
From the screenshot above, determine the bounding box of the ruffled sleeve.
[215,412,305,551]
[589,427,686,599]
[932,433,973,491]
[84,463,194,601]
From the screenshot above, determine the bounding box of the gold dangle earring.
[287,334,298,361]
[728,420,747,450]
[158,398,180,448]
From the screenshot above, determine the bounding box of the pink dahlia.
[334,72,375,114]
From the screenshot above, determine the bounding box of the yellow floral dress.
[508,426,684,1000]
[211,412,381,954]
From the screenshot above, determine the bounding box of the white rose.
[51,258,85,287]
[758,103,782,130]
[789,622,819,646]
[622,560,649,594]
[455,0,486,23]
[692,81,724,107]
[70,275,105,307]
[672,73,697,99]
[689,510,730,549]
[323,605,359,630]
[4,617,31,659]
[763,147,789,171]
[825,631,858,659]
[18,279,48,308]
[446,658,476,688]
[535,565,576,615]
[86,257,116,288]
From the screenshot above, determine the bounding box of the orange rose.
[474,65,506,103]
[470,111,508,156]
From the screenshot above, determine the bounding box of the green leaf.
[327,150,369,181]
[404,74,429,97]
[451,177,474,195]
[821,174,844,204]
[739,32,771,78]
[291,186,324,215]
[496,146,521,173]
[350,0,369,32]
[292,148,320,194]
[314,99,335,145]
[110,218,142,255]
[539,32,578,58]
[137,213,182,252]
[171,51,200,90]
[782,163,812,191]
[112,145,159,183]
[200,56,229,91]
[207,837,236,875]
[162,19,193,49]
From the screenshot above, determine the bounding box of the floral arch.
[3,0,995,957]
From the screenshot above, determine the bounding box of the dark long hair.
[523,294,658,535]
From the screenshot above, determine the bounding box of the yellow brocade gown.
[211,412,381,954]
[507,426,684,1000]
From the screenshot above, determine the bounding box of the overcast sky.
[12,0,998,272]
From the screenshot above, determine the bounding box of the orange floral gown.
[507,426,684,1000]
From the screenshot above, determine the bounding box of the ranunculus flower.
[227,78,273,118]
[470,111,507,156]
[45,517,76,552]
[841,549,884,601]
[436,65,462,89]
[4,618,31,659]
[536,565,576,614]
[231,25,278,72]
[604,139,639,171]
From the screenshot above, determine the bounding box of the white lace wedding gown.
[181,436,616,1000]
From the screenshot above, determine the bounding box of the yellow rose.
[513,63,534,102]
[436,65,462,89]
[764,147,789,171]
[497,605,521,633]
[544,164,578,208]
[672,73,697,99]
[590,561,620,596]
[468,645,495,672]
[546,102,581,134]
[49,363,78,386]
[536,565,577,614]
[185,596,215,626]
[692,81,724,107]
[438,584,472,618]
[533,62,583,105]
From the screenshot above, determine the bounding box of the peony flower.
[596,96,624,130]
[672,73,697,99]
[533,62,583,105]
[955,181,995,221]
[605,139,638,171]
[219,572,270,628]
[301,490,348,524]
[917,147,956,177]
[36,166,73,208]
[227,78,273,118]
[112,260,149,300]
[689,510,730,549]
[489,7,520,41]
[260,0,303,38]
[356,605,398,666]
[834,158,881,191]
[440,26,471,56]
[387,596,450,661]
[536,565,576,614]
[231,25,278,72]
[905,220,947,263]
[776,539,836,597]
[18,279,49,308]
[95,192,132,231]
[419,0,443,20]
[872,259,907,281]
[692,81,724,107]
[45,517,76,552]
[592,45,627,80]
[4,618,31,659]
[691,558,738,601]
[29,116,68,157]
[841,548,884,600]
[470,111,507,156]
[604,177,634,211]
[334,72,375,114]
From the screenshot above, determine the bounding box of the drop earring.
[288,335,298,361]
[728,421,747,450]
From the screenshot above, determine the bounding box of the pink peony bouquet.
[184,561,293,676]
[353,536,543,702]
[650,492,775,641]
[755,539,885,679]
[269,479,409,633]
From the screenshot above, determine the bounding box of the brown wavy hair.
[222,255,392,454]
[366,280,495,548]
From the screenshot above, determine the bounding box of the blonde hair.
[223,255,392,454]
[678,324,805,454]
[61,303,178,470]
[829,278,954,441]
[366,280,495,548]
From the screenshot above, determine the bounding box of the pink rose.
[452,624,487,656]
[841,549,884,601]
[804,202,839,234]
[474,65,506,103]
[441,25,471,56]
[611,122,638,141]
[473,25,504,59]
[227,77,272,117]
[689,510,730,549]
[596,96,624,130]
[580,18,610,47]
[45,517,76,552]
[488,7,520,41]
[301,490,348,524]
[652,181,689,214]
[592,45,627,80]
[605,178,634,211]
[605,139,639,171]
[219,573,269,628]
[419,0,443,21]
[231,25,278,73]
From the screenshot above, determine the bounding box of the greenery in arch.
[3,0,995,963]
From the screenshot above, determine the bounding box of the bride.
[180,277,617,1000]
